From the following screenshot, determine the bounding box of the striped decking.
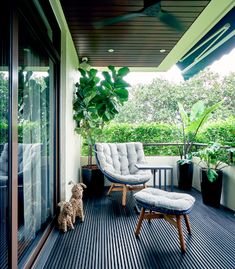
[37,188,235,269]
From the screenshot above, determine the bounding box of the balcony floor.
[37,188,235,269]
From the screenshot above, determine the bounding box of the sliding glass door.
[0,0,60,267]
[17,14,55,261]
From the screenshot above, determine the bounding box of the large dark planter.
[201,169,223,208]
[82,165,104,197]
[177,162,194,190]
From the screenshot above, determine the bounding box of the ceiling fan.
[93,0,183,31]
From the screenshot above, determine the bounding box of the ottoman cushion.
[134,188,195,214]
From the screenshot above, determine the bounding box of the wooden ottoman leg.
[135,208,145,236]
[184,214,192,234]
[176,215,186,252]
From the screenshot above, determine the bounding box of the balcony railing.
[143,142,234,163]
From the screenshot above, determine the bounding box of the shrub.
[197,117,235,146]
[83,123,179,156]
[82,119,235,156]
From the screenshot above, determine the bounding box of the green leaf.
[78,68,86,77]
[96,103,106,116]
[207,168,218,183]
[114,88,129,101]
[117,67,130,77]
[89,68,98,77]
[178,102,189,126]
[102,71,112,83]
[106,99,117,112]
[87,106,97,113]
[108,65,115,72]
[190,100,205,122]
[101,80,112,90]
[108,65,117,79]
[186,101,222,134]
[94,77,100,84]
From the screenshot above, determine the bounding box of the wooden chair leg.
[135,208,145,236]
[176,215,186,252]
[184,214,191,234]
[107,183,114,196]
[122,185,127,207]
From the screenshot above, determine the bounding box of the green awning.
[177,7,235,80]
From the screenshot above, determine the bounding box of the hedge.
[1,118,234,156]
[81,119,235,156]
[196,117,235,146]
[94,123,180,156]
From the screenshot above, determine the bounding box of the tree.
[73,66,130,167]
[114,69,235,124]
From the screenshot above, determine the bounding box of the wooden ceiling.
[60,0,211,68]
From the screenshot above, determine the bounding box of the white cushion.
[134,188,195,212]
[95,142,151,184]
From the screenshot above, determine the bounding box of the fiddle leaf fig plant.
[73,65,130,167]
[177,100,223,164]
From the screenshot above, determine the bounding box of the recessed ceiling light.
[108,48,114,53]
[160,49,166,53]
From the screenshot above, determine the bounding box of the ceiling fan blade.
[158,10,183,32]
[93,12,145,29]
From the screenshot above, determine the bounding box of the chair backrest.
[95,142,146,176]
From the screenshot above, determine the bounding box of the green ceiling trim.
[157,0,235,71]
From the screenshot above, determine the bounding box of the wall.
[221,165,235,211]
[49,0,81,201]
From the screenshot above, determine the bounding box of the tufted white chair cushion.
[134,188,195,212]
[95,142,151,184]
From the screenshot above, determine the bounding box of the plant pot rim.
[82,164,99,170]
[201,168,222,172]
[177,159,193,164]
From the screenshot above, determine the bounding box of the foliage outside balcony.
[81,69,235,162]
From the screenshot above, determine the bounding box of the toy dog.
[57,201,74,232]
[68,181,87,223]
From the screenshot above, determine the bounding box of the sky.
[125,47,235,86]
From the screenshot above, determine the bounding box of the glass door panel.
[18,16,55,261]
[0,10,9,269]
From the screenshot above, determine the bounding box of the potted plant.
[193,143,232,207]
[176,100,222,190]
[73,65,130,196]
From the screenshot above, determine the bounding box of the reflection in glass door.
[17,16,55,261]
[0,6,10,268]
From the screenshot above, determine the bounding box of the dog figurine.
[57,201,74,232]
[69,181,87,223]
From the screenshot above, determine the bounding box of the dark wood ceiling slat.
[61,0,210,7]
[68,18,196,25]
[68,26,190,32]
[60,0,211,67]
[75,37,180,42]
[65,11,201,18]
